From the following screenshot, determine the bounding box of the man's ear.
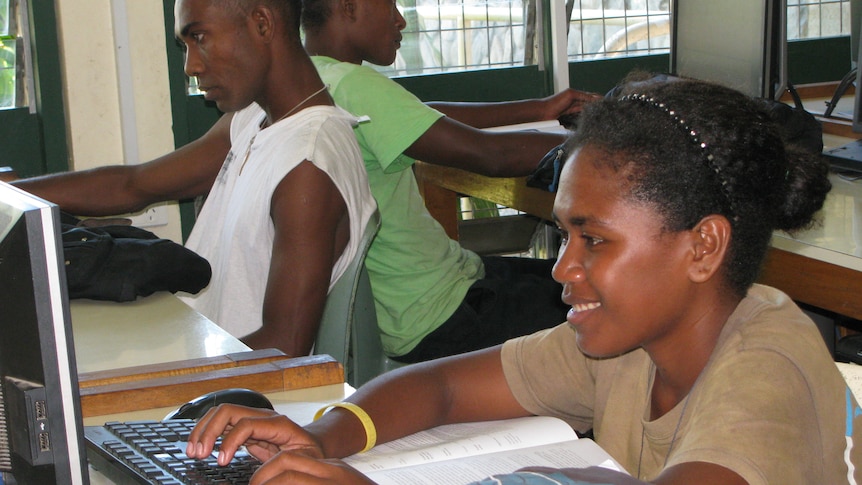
[338,0,359,21]
[250,5,276,41]
[688,214,731,283]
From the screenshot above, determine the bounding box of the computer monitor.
[822,0,862,172]
[670,0,788,100]
[852,0,861,71]
[851,0,862,133]
[0,182,89,484]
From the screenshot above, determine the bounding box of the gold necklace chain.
[238,84,329,175]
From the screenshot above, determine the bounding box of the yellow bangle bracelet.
[313,402,377,453]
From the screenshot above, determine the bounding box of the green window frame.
[0,0,67,178]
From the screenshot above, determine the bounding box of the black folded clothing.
[62,222,211,302]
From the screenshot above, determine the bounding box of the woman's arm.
[187,345,531,463]
[307,345,530,458]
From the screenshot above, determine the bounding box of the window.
[374,0,852,77]
[380,0,531,76]
[0,0,67,177]
[568,0,851,61]
[0,0,31,110]
[787,0,851,39]
[566,0,670,60]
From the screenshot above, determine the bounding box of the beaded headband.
[618,93,735,218]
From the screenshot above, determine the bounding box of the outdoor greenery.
[1,40,14,108]
[1,0,15,109]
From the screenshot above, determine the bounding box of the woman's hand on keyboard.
[186,404,324,466]
[251,452,376,485]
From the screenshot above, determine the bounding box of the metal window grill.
[372,0,851,77]
[381,0,528,76]
[566,0,671,60]
[787,0,851,39]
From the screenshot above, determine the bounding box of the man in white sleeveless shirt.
[14,0,376,357]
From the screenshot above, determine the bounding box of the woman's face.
[551,145,698,359]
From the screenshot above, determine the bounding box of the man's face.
[174,0,267,113]
[352,0,406,66]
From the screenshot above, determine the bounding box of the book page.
[482,120,569,134]
[364,439,624,485]
[343,416,579,473]
[837,362,862,403]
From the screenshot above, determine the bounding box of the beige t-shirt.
[502,284,862,484]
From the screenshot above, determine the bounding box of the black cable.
[786,80,804,110]
[824,68,858,118]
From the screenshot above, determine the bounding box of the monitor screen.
[0,182,89,484]
[853,0,862,133]
[852,0,861,70]
[822,0,862,171]
[670,0,787,100]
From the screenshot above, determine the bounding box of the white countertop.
[71,292,251,374]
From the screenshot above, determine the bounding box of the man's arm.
[13,113,234,215]
[405,117,565,177]
[406,90,600,177]
[428,88,600,129]
[240,160,350,357]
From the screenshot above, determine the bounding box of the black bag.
[526,143,567,192]
[61,223,211,302]
[837,334,862,365]
[756,97,824,155]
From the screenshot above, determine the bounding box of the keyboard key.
[88,419,260,484]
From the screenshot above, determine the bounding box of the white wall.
[54,0,183,241]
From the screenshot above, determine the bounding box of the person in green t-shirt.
[302,0,601,362]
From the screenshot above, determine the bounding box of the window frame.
[163,0,850,137]
[0,0,68,178]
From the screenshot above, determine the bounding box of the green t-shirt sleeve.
[326,64,444,173]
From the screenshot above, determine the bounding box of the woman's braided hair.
[567,76,831,296]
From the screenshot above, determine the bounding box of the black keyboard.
[85,419,261,484]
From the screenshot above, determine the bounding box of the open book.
[342,416,627,485]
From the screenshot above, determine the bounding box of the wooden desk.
[71,293,345,416]
[414,112,862,322]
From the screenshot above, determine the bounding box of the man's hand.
[186,404,324,466]
[250,453,377,485]
[540,89,602,120]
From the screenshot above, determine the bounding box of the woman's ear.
[688,215,731,283]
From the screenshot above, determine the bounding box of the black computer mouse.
[164,388,275,420]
